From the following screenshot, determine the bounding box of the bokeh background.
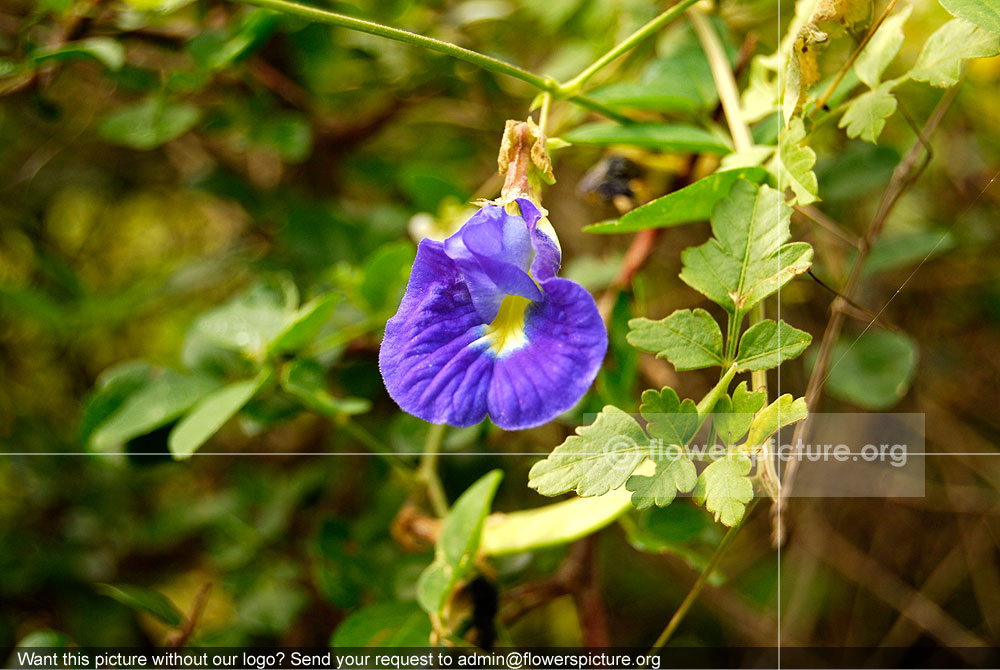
[1,0,999,662]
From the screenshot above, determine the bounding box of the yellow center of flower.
[483,294,531,356]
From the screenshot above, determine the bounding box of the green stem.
[689,8,753,153]
[561,0,702,94]
[231,0,634,122]
[340,418,413,476]
[236,0,549,89]
[419,423,449,517]
[647,498,760,655]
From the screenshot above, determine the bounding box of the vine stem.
[230,0,633,123]
[419,423,449,517]
[647,498,759,655]
[561,0,702,94]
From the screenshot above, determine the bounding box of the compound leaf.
[839,82,898,143]
[639,387,699,447]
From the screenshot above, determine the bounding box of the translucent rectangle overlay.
[581,412,925,498]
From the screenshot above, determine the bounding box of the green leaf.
[639,387,699,447]
[32,37,125,71]
[331,602,430,647]
[168,371,268,459]
[770,117,819,204]
[626,309,724,371]
[679,180,813,316]
[415,561,452,614]
[713,381,767,446]
[744,394,808,448]
[939,0,1000,36]
[98,98,201,150]
[589,48,717,113]
[89,370,220,452]
[563,123,732,154]
[783,24,827,124]
[268,293,337,354]
[854,6,911,88]
[584,168,768,234]
[280,359,371,417]
[16,631,72,648]
[822,330,918,410]
[96,584,183,627]
[528,407,648,497]
[863,230,955,275]
[626,454,697,509]
[693,456,754,527]
[480,485,636,556]
[358,241,416,314]
[79,361,154,445]
[909,18,1000,87]
[839,82,898,143]
[183,277,298,363]
[417,470,503,613]
[736,319,812,371]
[439,470,503,566]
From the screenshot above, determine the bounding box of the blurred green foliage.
[2,0,1000,657]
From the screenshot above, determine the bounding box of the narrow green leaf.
[417,470,503,614]
[713,381,767,446]
[99,98,201,150]
[939,0,1000,34]
[440,470,503,566]
[168,372,268,459]
[280,359,371,417]
[33,37,125,71]
[90,370,220,452]
[480,482,638,556]
[744,395,808,448]
[584,168,768,234]
[736,319,812,371]
[528,407,648,497]
[909,18,1000,87]
[79,361,154,446]
[563,123,732,154]
[268,293,337,354]
[626,309,724,370]
[639,387,699,447]
[96,584,183,627]
[693,456,754,527]
[839,82,898,143]
[331,602,430,648]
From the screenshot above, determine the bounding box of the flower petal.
[379,239,493,426]
[487,278,607,430]
[516,198,562,281]
[444,204,541,322]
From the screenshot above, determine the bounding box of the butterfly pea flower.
[379,198,607,430]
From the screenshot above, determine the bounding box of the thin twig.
[647,499,759,654]
[810,0,900,115]
[773,84,960,545]
[419,423,449,517]
[167,582,212,648]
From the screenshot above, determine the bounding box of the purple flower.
[379,199,607,430]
